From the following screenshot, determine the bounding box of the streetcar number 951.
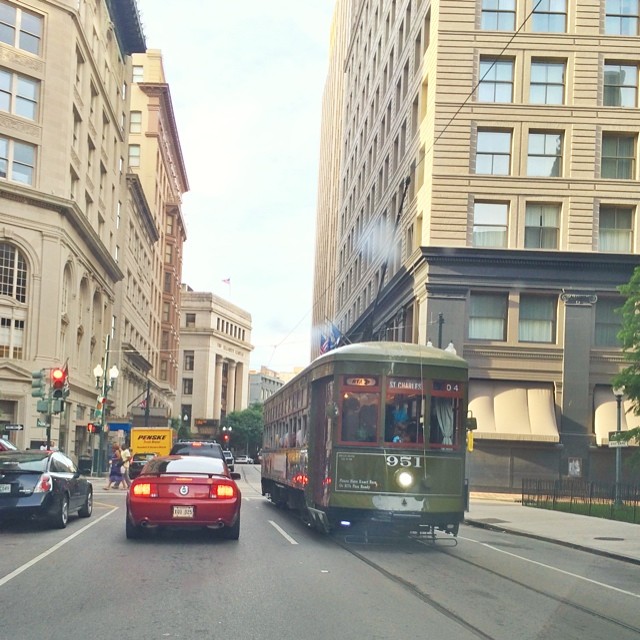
[386,455,421,468]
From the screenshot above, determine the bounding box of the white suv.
[222,449,235,472]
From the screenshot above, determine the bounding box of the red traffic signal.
[52,368,65,387]
[51,367,68,400]
[223,434,229,443]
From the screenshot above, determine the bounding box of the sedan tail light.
[211,482,236,499]
[132,482,158,498]
[34,473,52,493]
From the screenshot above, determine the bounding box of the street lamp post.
[612,386,624,506]
[94,334,119,476]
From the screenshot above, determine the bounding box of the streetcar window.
[429,396,459,446]
[385,393,424,443]
[341,392,379,442]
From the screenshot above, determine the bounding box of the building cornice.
[105,0,146,55]
[126,173,159,243]
[138,83,189,194]
[0,184,123,283]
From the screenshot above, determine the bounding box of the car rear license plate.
[0,484,11,494]
[172,505,194,519]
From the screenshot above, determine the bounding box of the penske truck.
[130,427,176,457]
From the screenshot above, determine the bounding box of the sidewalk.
[466,494,640,565]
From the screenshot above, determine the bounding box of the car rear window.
[143,456,227,476]
[0,452,48,472]
[169,443,223,458]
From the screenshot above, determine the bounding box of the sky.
[135,0,336,373]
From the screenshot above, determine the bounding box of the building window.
[469,293,507,340]
[527,131,563,176]
[599,205,633,252]
[519,296,556,343]
[601,133,635,179]
[128,144,140,168]
[0,1,42,55]
[0,136,35,184]
[0,243,27,360]
[162,302,170,322]
[184,351,194,371]
[0,242,26,302]
[164,244,173,264]
[185,313,196,328]
[473,201,508,247]
[164,271,172,293]
[182,378,193,395]
[476,130,511,175]
[132,65,143,83]
[129,110,142,133]
[525,203,559,249]
[605,0,639,35]
[604,62,638,107]
[481,0,515,30]
[530,60,565,104]
[478,58,513,102]
[166,215,174,235]
[532,0,567,33]
[0,68,39,120]
[160,360,168,381]
[595,298,622,346]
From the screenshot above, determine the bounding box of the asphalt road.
[1,465,638,640]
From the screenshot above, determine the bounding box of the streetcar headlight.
[396,470,414,489]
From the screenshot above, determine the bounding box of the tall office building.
[123,49,189,427]
[0,0,144,456]
[313,0,640,489]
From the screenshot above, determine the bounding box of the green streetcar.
[261,342,475,539]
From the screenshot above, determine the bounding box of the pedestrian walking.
[104,443,124,490]
[120,443,132,488]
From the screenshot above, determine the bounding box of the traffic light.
[51,367,67,399]
[87,422,101,434]
[31,370,47,398]
[223,433,230,444]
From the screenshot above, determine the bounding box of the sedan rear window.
[0,452,48,472]
[143,456,227,476]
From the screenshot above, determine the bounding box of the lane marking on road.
[0,508,116,588]
[458,535,640,598]
[268,520,299,544]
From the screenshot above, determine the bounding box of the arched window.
[0,242,27,359]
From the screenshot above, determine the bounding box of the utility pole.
[144,379,150,427]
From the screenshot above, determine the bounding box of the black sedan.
[0,450,93,528]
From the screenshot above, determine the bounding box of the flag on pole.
[320,333,330,354]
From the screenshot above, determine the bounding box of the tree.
[223,404,263,455]
[610,266,640,463]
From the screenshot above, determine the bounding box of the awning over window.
[469,380,559,442]
[593,387,640,446]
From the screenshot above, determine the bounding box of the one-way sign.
[5,424,24,431]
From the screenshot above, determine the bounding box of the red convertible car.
[125,455,241,540]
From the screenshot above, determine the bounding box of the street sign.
[5,424,23,431]
[608,431,629,447]
[37,419,49,428]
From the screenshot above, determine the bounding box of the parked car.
[128,452,158,480]
[235,455,254,464]
[222,449,235,472]
[0,438,18,452]
[125,455,241,540]
[0,450,93,528]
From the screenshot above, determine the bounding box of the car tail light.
[210,483,235,499]
[34,473,52,493]
[132,482,158,498]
